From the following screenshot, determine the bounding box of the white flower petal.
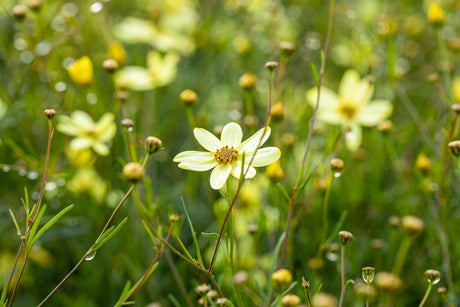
[72,111,95,128]
[56,119,79,136]
[243,147,281,167]
[193,128,222,152]
[231,161,256,179]
[338,70,373,107]
[92,142,110,156]
[178,161,218,171]
[356,100,393,127]
[210,164,232,190]
[237,126,271,153]
[173,151,215,163]
[306,86,340,110]
[345,124,362,151]
[114,66,155,91]
[221,122,243,147]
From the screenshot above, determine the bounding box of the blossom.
[67,56,93,86]
[306,69,393,151]
[173,122,281,190]
[57,111,116,156]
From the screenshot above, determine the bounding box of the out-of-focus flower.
[108,41,126,65]
[427,2,445,27]
[57,111,116,156]
[453,76,460,103]
[0,97,7,119]
[174,122,281,190]
[68,168,107,203]
[67,56,93,86]
[114,51,180,91]
[306,69,393,151]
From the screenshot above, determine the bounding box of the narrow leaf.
[276,183,290,202]
[181,196,204,267]
[310,63,319,86]
[265,232,286,305]
[8,209,22,237]
[201,232,219,240]
[27,204,47,251]
[175,236,194,261]
[298,159,322,193]
[167,294,182,307]
[93,217,128,251]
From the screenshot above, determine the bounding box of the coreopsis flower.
[306,69,393,151]
[108,41,126,65]
[173,122,281,190]
[57,111,116,156]
[67,56,93,86]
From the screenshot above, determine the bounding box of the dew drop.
[333,172,342,178]
[85,251,96,261]
[27,171,39,180]
[45,181,57,191]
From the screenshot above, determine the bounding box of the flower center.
[214,146,239,164]
[338,101,357,118]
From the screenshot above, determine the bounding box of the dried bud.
[270,102,284,121]
[43,109,56,119]
[239,73,257,90]
[12,5,27,20]
[271,269,293,293]
[378,120,394,134]
[121,118,135,129]
[195,284,211,295]
[448,140,460,157]
[330,158,344,172]
[424,269,441,284]
[428,2,445,27]
[265,61,279,72]
[438,286,447,293]
[247,224,259,234]
[415,153,431,174]
[312,292,338,307]
[28,0,42,11]
[362,267,376,284]
[281,294,301,307]
[180,89,198,106]
[115,91,128,102]
[102,59,119,73]
[338,230,353,245]
[145,136,162,154]
[216,298,228,306]
[233,271,249,286]
[122,162,143,183]
[169,213,179,223]
[401,215,424,236]
[375,272,402,292]
[280,42,295,58]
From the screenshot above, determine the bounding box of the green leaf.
[298,159,322,193]
[345,279,355,288]
[276,183,290,202]
[27,204,47,251]
[201,232,219,240]
[181,196,204,267]
[9,209,22,237]
[175,236,194,261]
[265,232,286,305]
[310,62,319,86]
[113,281,132,307]
[1,274,8,306]
[29,204,74,250]
[93,217,128,251]
[167,294,182,307]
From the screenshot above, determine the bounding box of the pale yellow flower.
[114,50,180,91]
[67,167,107,203]
[174,122,281,190]
[108,41,126,65]
[67,56,93,86]
[306,69,393,151]
[57,111,116,156]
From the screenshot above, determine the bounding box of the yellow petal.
[345,123,362,151]
[244,147,281,167]
[356,100,393,127]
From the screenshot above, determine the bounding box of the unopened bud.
[375,272,402,292]
[330,158,344,172]
[145,136,162,154]
[266,160,284,182]
[216,298,228,306]
[280,42,295,58]
[271,269,293,293]
[43,109,56,119]
[362,267,376,284]
[451,103,460,114]
[401,215,424,237]
[448,140,460,156]
[428,2,445,27]
[122,162,143,183]
[281,294,301,307]
[121,118,135,129]
[265,61,279,72]
[270,102,284,121]
[169,213,179,223]
[115,91,128,102]
[13,5,27,20]
[338,230,353,245]
[239,73,257,91]
[378,120,393,134]
[28,0,42,11]
[424,269,441,284]
[180,89,198,106]
[102,59,119,73]
[196,284,211,295]
[438,286,447,293]
[233,271,249,286]
[415,153,431,174]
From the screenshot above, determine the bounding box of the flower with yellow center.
[57,111,116,156]
[306,69,393,151]
[67,56,93,86]
[173,122,281,190]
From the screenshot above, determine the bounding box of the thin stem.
[437,28,451,99]
[338,246,346,307]
[164,249,193,307]
[392,236,411,276]
[185,107,196,130]
[418,282,433,307]
[321,173,333,244]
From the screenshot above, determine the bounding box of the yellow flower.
[108,41,126,65]
[68,168,107,203]
[114,51,180,91]
[174,122,281,190]
[306,69,393,151]
[453,76,460,103]
[57,111,116,156]
[428,2,445,27]
[67,56,93,86]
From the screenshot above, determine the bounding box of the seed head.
[43,109,56,120]
[330,158,344,172]
[239,73,257,90]
[424,269,441,284]
[280,41,295,58]
[338,230,353,245]
[169,213,179,223]
[428,2,445,27]
[378,120,394,134]
[195,284,211,295]
[401,215,424,237]
[121,118,135,129]
[180,89,198,106]
[448,140,460,157]
[28,0,42,11]
[145,136,162,154]
[271,269,293,293]
[362,267,376,284]
[270,102,285,121]
[265,61,279,72]
[280,294,301,307]
[102,59,119,73]
[122,162,143,183]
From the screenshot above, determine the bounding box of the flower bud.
[281,294,301,307]
[401,215,424,237]
[338,230,353,245]
[239,73,257,91]
[270,102,284,121]
[415,153,431,174]
[447,38,460,53]
[330,158,344,172]
[207,290,218,300]
[378,120,393,134]
[115,91,128,102]
[424,269,441,284]
[308,257,324,270]
[145,136,162,154]
[180,89,198,106]
[266,160,284,182]
[428,2,445,27]
[448,140,460,156]
[438,286,447,293]
[43,109,56,119]
[374,272,402,292]
[247,224,259,234]
[427,73,439,83]
[169,213,179,223]
[389,215,400,227]
[280,42,295,58]
[312,292,338,307]
[102,59,119,73]
[362,267,375,284]
[108,41,126,65]
[265,61,279,72]
[122,162,143,183]
[233,271,249,286]
[216,298,228,306]
[195,284,211,295]
[121,118,135,129]
[28,0,42,11]
[12,5,27,20]
[451,103,460,114]
[271,269,293,293]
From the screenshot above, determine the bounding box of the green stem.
[338,246,346,307]
[321,173,333,244]
[418,282,432,307]
[437,29,451,100]
[392,236,411,275]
